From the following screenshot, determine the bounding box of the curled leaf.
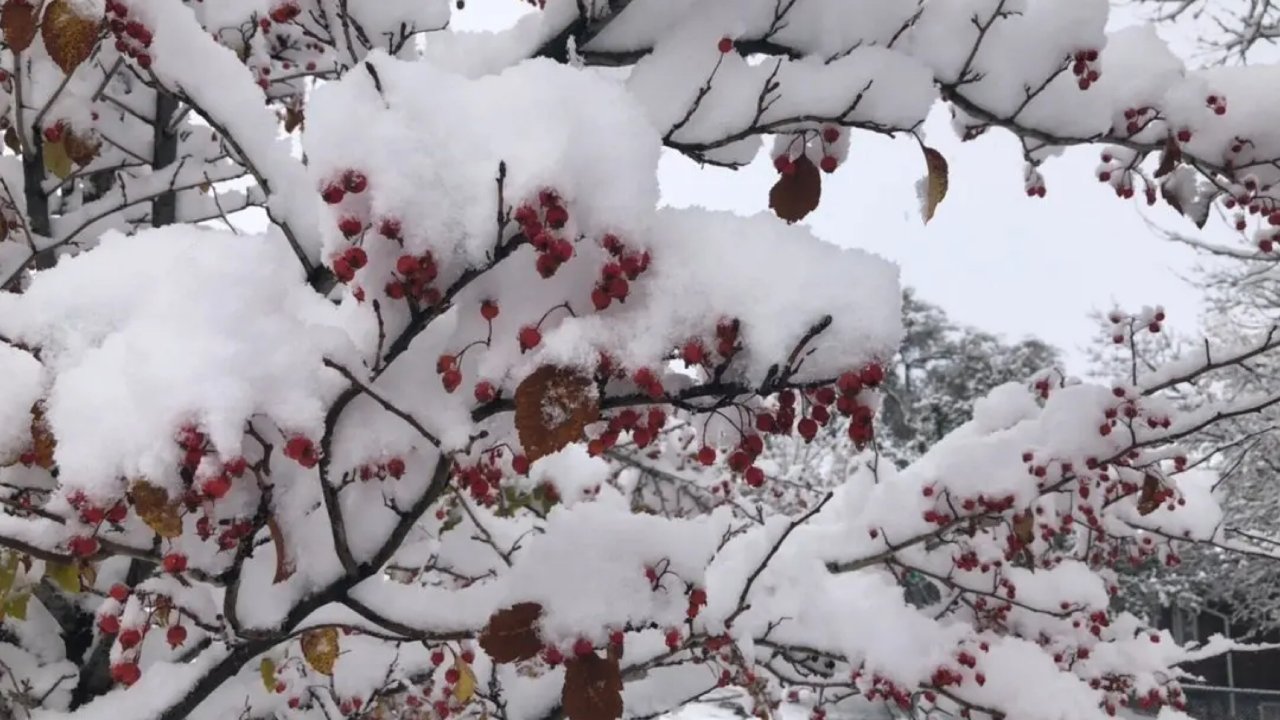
[64,130,101,167]
[301,627,339,675]
[452,658,477,703]
[45,561,81,593]
[919,146,949,223]
[479,602,544,663]
[515,366,599,462]
[1154,136,1182,179]
[43,140,73,179]
[1137,474,1162,516]
[129,481,183,539]
[562,652,623,720]
[41,0,100,75]
[1,0,36,52]
[260,658,277,691]
[768,155,822,224]
[268,516,295,584]
[29,404,56,469]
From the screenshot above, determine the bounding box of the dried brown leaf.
[41,0,100,75]
[563,653,623,720]
[1154,136,1182,179]
[128,481,183,539]
[1137,475,1161,516]
[301,627,339,675]
[768,155,821,224]
[64,130,100,167]
[479,602,543,663]
[921,146,949,223]
[1,1,37,52]
[268,515,295,584]
[1012,510,1034,546]
[29,404,55,469]
[515,366,599,462]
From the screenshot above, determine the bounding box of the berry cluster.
[1205,94,1228,116]
[586,406,667,457]
[357,456,407,481]
[514,190,575,278]
[99,584,189,687]
[1071,48,1101,90]
[105,1,154,69]
[590,233,650,310]
[389,250,441,304]
[284,434,318,468]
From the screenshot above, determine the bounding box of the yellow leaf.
[260,658,277,691]
[46,561,81,593]
[43,140,72,179]
[301,627,339,676]
[920,146,949,224]
[129,481,183,539]
[3,591,29,621]
[0,552,18,596]
[453,658,476,703]
[41,0,100,75]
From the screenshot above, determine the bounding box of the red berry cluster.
[586,407,666,457]
[357,456,407,482]
[451,451,510,505]
[388,250,441,304]
[590,234,651,310]
[1205,94,1227,116]
[631,367,664,399]
[284,435,318,468]
[268,1,301,23]
[330,245,367,284]
[1120,106,1156,136]
[514,190,575,278]
[1071,48,1101,90]
[106,1,154,68]
[100,584,189,687]
[1024,164,1047,198]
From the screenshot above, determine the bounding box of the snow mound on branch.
[539,207,903,381]
[304,52,661,266]
[0,228,349,500]
[0,345,42,462]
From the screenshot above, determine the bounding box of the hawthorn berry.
[573,637,594,657]
[321,184,345,204]
[820,156,838,173]
[109,583,130,602]
[119,628,142,649]
[163,552,188,574]
[98,614,120,635]
[167,624,188,648]
[386,457,406,479]
[111,661,141,686]
[441,369,463,393]
[697,446,716,466]
[337,216,363,237]
[717,37,734,53]
[474,380,496,403]
[518,326,542,352]
[202,475,231,499]
[480,300,500,320]
[342,170,368,194]
[512,454,531,475]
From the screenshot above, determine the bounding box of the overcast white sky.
[450,2,1230,372]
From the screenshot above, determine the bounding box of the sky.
[455,2,1232,372]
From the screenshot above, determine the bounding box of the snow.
[0,226,349,501]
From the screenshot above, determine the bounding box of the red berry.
[543,645,564,666]
[111,661,141,686]
[798,417,818,441]
[431,649,445,665]
[512,454,530,475]
[518,326,542,352]
[378,217,402,238]
[385,281,405,299]
[744,466,765,487]
[285,436,313,459]
[1262,239,1275,253]
[342,170,368,194]
[480,300,500,320]
[386,457,406,479]
[665,628,681,649]
[718,37,734,53]
[860,363,885,386]
[321,184,345,204]
[98,614,120,634]
[682,340,705,366]
[697,446,716,466]
[69,535,99,557]
[344,246,368,270]
[338,216,363,237]
[441,369,462,393]
[591,287,611,311]
[545,205,569,229]
[822,126,840,144]
[474,381,496,403]
[396,255,419,277]
[109,584,130,602]
[820,156,838,173]
[167,624,188,648]
[43,123,65,143]
[202,475,231,499]
[773,155,794,175]
[163,553,188,574]
[573,638,594,657]
[119,628,142,649]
